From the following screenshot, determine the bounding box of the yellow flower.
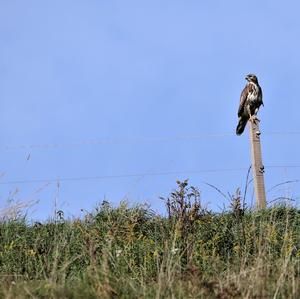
[4,241,14,251]
[27,249,36,256]
[233,245,240,254]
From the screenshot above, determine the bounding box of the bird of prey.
[236,74,264,135]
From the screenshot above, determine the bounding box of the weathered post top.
[249,120,266,209]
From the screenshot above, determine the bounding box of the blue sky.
[1,0,300,220]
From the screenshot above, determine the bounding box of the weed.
[0,181,300,298]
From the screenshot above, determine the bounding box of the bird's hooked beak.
[245,75,250,81]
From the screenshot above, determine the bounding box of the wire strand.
[1,131,300,151]
[1,165,299,185]
[0,167,250,185]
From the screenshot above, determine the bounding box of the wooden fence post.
[249,120,266,209]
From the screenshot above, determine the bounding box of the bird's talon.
[249,115,260,124]
[253,116,260,123]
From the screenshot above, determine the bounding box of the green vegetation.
[1,180,300,298]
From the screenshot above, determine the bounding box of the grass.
[1,180,300,298]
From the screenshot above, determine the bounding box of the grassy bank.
[1,181,300,298]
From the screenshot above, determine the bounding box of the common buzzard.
[236,74,264,135]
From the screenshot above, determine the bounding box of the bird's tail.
[236,118,247,135]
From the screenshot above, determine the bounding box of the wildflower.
[153,249,159,258]
[27,249,36,256]
[4,241,15,251]
[171,248,179,255]
[115,249,122,257]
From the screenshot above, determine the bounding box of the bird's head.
[245,74,258,84]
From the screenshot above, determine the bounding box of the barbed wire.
[0,165,299,185]
[0,134,234,150]
[1,131,300,151]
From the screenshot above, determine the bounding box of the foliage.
[0,181,300,298]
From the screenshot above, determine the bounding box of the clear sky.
[1,0,300,220]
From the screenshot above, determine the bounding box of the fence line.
[1,131,300,151]
[0,165,299,185]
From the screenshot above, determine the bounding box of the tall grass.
[1,180,300,298]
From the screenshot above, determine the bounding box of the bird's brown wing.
[259,85,264,106]
[237,84,252,117]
